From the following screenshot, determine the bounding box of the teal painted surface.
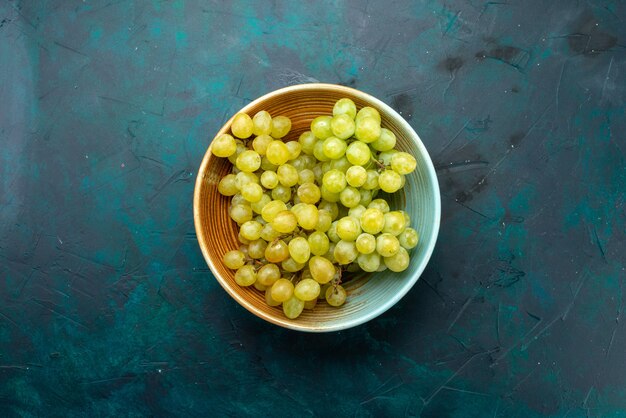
[0,0,625,416]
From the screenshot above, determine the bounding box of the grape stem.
[370,156,386,171]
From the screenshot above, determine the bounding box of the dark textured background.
[1,0,625,416]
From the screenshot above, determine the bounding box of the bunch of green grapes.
[211,99,419,319]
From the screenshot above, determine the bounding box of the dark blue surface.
[1,0,625,416]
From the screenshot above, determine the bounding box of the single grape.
[285,141,301,160]
[313,139,330,162]
[309,256,336,284]
[311,115,333,139]
[257,263,281,286]
[329,156,352,173]
[333,98,357,119]
[265,288,281,306]
[230,204,253,224]
[391,151,417,175]
[240,220,263,240]
[325,285,347,307]
[236,150,261,173]
[346,165,367,187]
[223,250,245,269]
[378,170,402,193]
[355,233,376,254]
[252,134,273,155]
[260,155,278,171]
[346,141,371,166]
[322,169,347,193]
[297,183,321,205]
[384,247,410,272]
[371,128,396,151]
[356,106,381,123]
[382,211,406,236]
[282,257,305,272]
[336,216,361,241]
[248,239,268,259]
[266,140,290,165]
[231,113,254,139]
[376,233,400,257]
[261,200,287,222]
[355,116,381,143]
[357,252,380,272]
[339,186,361,208]
[234,265,256,286]
[334,240,358,264]
[283,295,305,319]
[254,281,267,291]
[277,164,299,187]
[271,278,294,302]
[241,182,263,203]
[368,198,390,213]
[231,193,246,207]
[265,239,289,263]
[330,114,356,140]
[362,170,379,190]
[359,189,373,207]
[315,209,333,232]
[218,174,238,196]
[308,231,330,256]
[237,231,250,245]
[318,200,339,220]
[260,171,279,189]
[271,185,292,203]
[260,222,281,242]
[270,115,291,138]
[399,227,419,249]
[322,136,347,159]
[288,237,311,264]
[252,110,272,136]
[299,131,317,155]
[378,149,398,166]
[293,203,319,230]
[212,133,237,157]
[360,207,385,234]
[271,210,297,233]
[348,205,366,219]
[294,278,321,301]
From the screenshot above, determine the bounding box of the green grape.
[288,237,311,264]
[334,240,358,264]
[265,239,289,263]
[378,149,398,166]
[299,131,317,155]
[339,186,361,208]
[235,171,259,190]
[311,115,333,139]
[315,209,333,232]
[330,114,356,140]
[325,243,337,264]
[291,156,305,171]
[348,205,367,219]
[271,278,294,302]
[391,151,417,175]
[355,116,381,143]
[384,247,410,272]
[313,139,330,162]
[223,250,245,269]
[382,211,406,236]
[368,198,390,213]
[298,169,315,185]
[271,210,297,233]
[235,265,256,286]
[308,231,330,256]
[294,203,319,230]
[227,142,246,165]
[271,185,292,203]
[218,174,238,196]
[283,295,305,319]
[260,155,278,171]
[252,134,273,155]
[356,106,381,123]
[230,204,253,224]
[322,136,347,159]
[320,184,341,203]
[240,220,263,240]
[322,169,347,193]
[231,193,246,207]
[253,214,267,225]
[359,189,373,207]
[312,163,324,184]
[237,232,250,245]
[297,183,321,204]
[371,128,396,151]
[212,133,237,157]
[260,222,281,242]
[231,113,254,139]
[260,171,279,189]
[346,262,361,272]
[319,283,331,300]
[285,141,301,160]
[360,208,385,234]
[294,279,321,301]
[318,200,339,220]
[309,256,336,284]
[257,263,281,286]
[266,140,290,165]
[261,200,287,222]
[300,154,317,169]
[336,216,361,241]
[271,115,291,138]
[321,161,332,173]
[346,165,367,187]
[325,285,347,307]
[378,170,402,193]
[329,156,352,173]
[254,281,267,291]
[402,211,411,226]
[355,233,376,254]
[252,110,272,136]
[327,221,340,243]
[376,233,400,257]
[357,252,380,272]
[265,288,281,306]
[248,239,267,259]
[333,98,357,119]
[251,193,271,214]
[399,227,419,249]
[300,269,313,281]
[304,298,317,310]
[362,170,379,190]
[277,164,299,187]
[282,257,305,272]
[241,182,263,203]
[236,150,261,173]
[346,141,371,166]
